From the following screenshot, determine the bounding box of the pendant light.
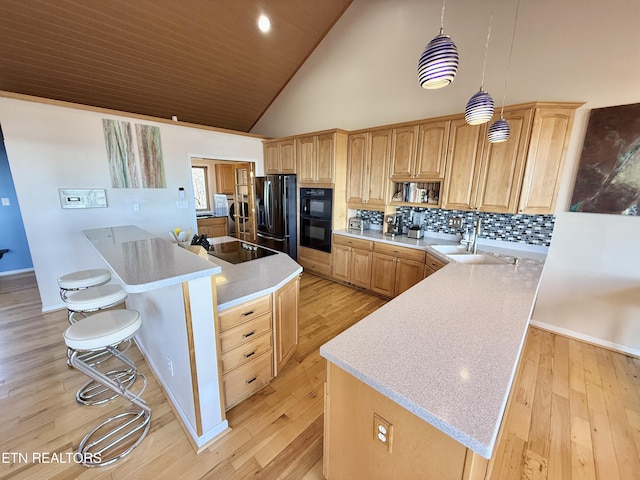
[488,0,521,143]
[464,14,494,125]
[418,0,459,89]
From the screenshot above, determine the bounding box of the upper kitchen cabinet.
[263,139,296,175]
[441,102,581,214]
[346,129,391,207]
[215,163,236,195]
[296,130,348,186]
[518,105,579,214]
[390,120,450,180]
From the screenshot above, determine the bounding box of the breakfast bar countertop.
[83,225,222,292]
[321,231,545,459]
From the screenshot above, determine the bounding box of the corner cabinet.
[441,103,580,214]
[273,275,300,376]
[346,129,391,206]
[264,139,296,174]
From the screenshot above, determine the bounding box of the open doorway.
[190,158,256,242]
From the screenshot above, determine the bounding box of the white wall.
[252,0,640,352]
[0,96,264,311]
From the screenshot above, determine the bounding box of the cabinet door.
[475,109,533,213]
[394,259,425,296]
[441,117,486,211]
[350,248,372,290]
[415,120,450,179]
[279,140,296,174]
[332,244,351,283]
[390,126,418,179]
[371,253,396,297]
[274,276,299,376]
[346,133,368,203]
[518,107,575,214]
[264,143,280,175]
[316,133,335,183]
[297,136,316,184]
[215,163,235,194]
[367,129,392,206]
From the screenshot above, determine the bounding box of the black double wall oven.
[300,188,333,253]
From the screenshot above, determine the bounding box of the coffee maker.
[385,214,403,237]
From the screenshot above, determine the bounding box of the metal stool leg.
[68,349,151,467]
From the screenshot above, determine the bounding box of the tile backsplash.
[356,207,555,247]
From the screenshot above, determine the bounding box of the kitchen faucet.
[471,215,482,254]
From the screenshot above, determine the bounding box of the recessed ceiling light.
[258,14,271,33]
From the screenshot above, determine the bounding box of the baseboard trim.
[0,267,34,277]
[530,320,640,359]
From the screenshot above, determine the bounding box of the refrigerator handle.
[265,180,272,229]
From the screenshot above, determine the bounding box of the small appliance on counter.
[407,210,425,238]
[385,214,403,237]
[348,217,370,232]
[407,225,423,239]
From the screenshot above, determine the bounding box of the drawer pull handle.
[246,376,257,384]
[241,310,254,317]
[244,351,256,358]
[243,330,256,338]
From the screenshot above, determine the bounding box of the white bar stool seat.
[64,309,151,467]
[58,269,111,301]
[64,285,128,313]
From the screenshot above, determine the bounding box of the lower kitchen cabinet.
[273,275,300,376]
[298,245,332,278]
[197,216,228,238]
[425,253,447,277]
[324,362,488,480]
[371,242,426,298]
[332,235,373,289]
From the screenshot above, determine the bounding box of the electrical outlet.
[132,201,140,212]
[1,198,10,206]
[373,413,393,452]
[166,357,174,376]
[447,216,463,228]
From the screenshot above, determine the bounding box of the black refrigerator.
[255,175,297,260]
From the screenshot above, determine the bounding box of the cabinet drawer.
[333,235,373,251]
[425,253,447,271]
[218,295,272,332]
[219,313,272,353]
[374,242,426,263]
[223,350,273,409]
[220,331,272,374]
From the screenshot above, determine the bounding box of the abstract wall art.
[102,119,139,188]
[135,124,166,188]
[570,102,640,215]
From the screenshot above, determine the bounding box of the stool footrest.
[77,368,137,406]
[78,410,151,467]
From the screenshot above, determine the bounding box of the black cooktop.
[206,240,277,264]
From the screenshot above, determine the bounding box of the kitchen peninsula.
[82,226,302,450]
[321,232,545,479]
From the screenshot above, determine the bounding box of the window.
[191,166,210,211]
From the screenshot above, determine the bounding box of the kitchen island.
[321,230,544,479]
[83,226,301,450]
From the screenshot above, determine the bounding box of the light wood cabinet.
[264,139,295,174]
[371,242,426,298]
[215,163,235,194]
[518,106,577,214]
[273,275,299,376]
[297,132,338,184]
[197,216,228,238]
[218,294,274,410]
[346,129,391,206]
[331,235,373,289]
[324,362,488,480]
[298,245,332,278]
[390,120,449,180]
[441,103,580,214]
[424,253,447,277]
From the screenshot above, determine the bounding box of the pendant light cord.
[439,0,446,34]
[480,13,493,89]
[499,0,521,118]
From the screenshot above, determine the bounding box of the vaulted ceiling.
[0,0,352,132]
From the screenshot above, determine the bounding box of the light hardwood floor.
[0,271,638,479]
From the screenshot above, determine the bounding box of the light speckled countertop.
[204,236,302,310]
[321,230,545,459]
[83,225,222,293]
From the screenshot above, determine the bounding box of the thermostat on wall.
[58,188,108,209]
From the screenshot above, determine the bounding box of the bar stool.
[58,268,112,302]
[64,309,151,467]
[63,284,128,324]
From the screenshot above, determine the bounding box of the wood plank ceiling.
[0,0,352,132]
